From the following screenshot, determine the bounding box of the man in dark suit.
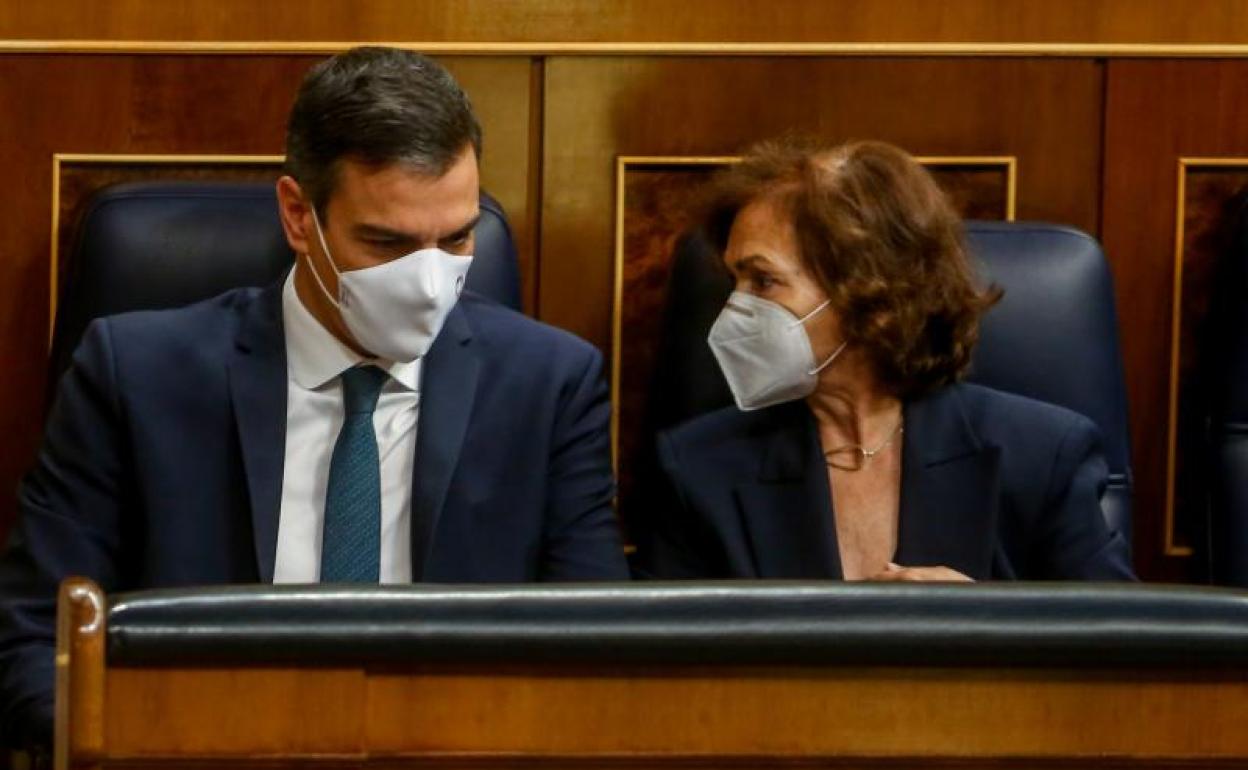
[0,46,628,750]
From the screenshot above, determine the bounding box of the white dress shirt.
[274,271,421,584]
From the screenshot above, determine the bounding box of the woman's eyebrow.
[731,254,775,272]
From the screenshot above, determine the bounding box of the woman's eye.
[751,274,776,291]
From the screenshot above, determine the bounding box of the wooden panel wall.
[6,4,1248,581]
[7,0,1248,45]
[1102,60,1248,582]
[540,56,1102,346]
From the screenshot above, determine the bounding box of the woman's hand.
[867,562,974,582]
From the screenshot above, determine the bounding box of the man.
[0,46,628,749]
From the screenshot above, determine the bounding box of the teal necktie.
[320,365,389,582]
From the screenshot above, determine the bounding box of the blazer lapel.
[895,386,1000,580]
[735,404,842,579]
[411,305,480,580]
[227,283,288,583]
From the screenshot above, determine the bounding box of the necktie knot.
[341,365,388,415]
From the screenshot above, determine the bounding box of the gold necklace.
[823,421,904,471]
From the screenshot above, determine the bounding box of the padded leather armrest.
[107,582,1248,668]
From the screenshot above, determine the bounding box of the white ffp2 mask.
[708,291,846,411]
[308,208,473,362]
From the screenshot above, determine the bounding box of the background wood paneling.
[540,56,1103,349]
[8,0,1248,45]
[0,54,534,543]
[1102,60,1248,582]
[1168,165,1248,569]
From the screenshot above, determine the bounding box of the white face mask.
[708,291,846,411]
[307,208,473,362]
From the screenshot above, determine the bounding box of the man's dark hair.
[284,46,482,217]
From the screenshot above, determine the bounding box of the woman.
[637,138,1134,582]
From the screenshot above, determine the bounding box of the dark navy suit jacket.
[636,382,1135,582]
[0,282,628,748]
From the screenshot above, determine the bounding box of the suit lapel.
[895,385,1000,580]
[227,283,288,583]
[411,305,480,580]
[735,404,842,579]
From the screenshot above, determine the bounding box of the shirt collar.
[281,269,421,391]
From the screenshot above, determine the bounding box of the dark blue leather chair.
[49,181,522,385]
[645,221,1133,542]
[964,223,1133,544]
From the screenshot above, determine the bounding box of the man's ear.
[276,176,313,257]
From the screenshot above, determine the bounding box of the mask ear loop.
[795,298,844,375]
[306,206,344,307]
[794,298,832,325]
[809,339,847,375]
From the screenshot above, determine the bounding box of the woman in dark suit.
[637,138,1135,582]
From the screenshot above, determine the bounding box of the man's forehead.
[337,154,476,196]
[328,154,479,226]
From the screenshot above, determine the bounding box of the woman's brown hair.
[704,137,1001,399]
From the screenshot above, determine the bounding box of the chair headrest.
[964,222,1132,480]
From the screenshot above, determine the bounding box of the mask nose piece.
[419,268,437,298]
